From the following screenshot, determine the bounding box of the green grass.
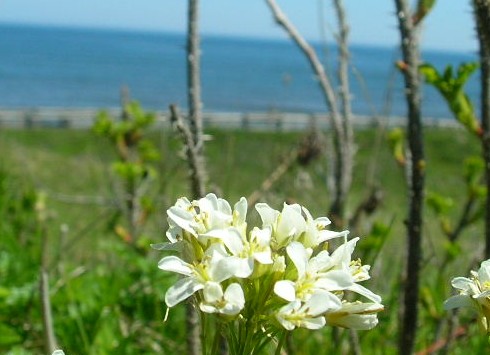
[0,125,488,354]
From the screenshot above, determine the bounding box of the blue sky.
[0,0,476,53]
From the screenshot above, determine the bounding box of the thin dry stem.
[265,0,352,225]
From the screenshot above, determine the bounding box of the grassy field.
[0,125,487,354]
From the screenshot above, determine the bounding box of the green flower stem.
[274,330,287,355]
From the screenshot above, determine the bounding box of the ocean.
[0,23,479,119]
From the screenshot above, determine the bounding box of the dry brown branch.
[394,1,425,354]
[187,0,204,152]
[333,0,354,203]
[169,104,206,198]
[265,0,352,225]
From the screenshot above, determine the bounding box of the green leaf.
[426,192,453,215]
[387,128,405,165]
[420,62,481,136]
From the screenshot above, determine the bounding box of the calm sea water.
[0,23,479,119]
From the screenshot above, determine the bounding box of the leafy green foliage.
[420,62,481,136]
[92,101,160,245]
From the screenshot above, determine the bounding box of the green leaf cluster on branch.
[92,101,160,246]
[420,62,482,136]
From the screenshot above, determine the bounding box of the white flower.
[273,241,353,303]
[444,259,490,332]
[256,202,306,248]
[325,302,384,330]
[275,290,341,330]
[166,194,246,243]
[200,282,245,315]
[158,244,239,307]
[204,226,273,278]
[52,351,65,355]
[299,206,348,248]
[256,202,348,249]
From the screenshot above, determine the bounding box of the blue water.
[0,23,479,119]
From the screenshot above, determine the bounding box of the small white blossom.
[275,290,341,330]
[200,282,245,315]
[325,302,384,330]
[158,244,238,307]
[444,259,490,332]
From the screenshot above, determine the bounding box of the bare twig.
[170,104,206,198]
[188,0,204,153]
[394,1,425,354]
[333,0,355,207]
[473,0,490,259]
[265,0,352,225]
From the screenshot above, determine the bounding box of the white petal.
[300,316,326,330]
[331,237,358,267]
[276,301,301,330]
[158,256,193,276]
[204,228,244,255]
[200,303,218,314]
[305,290,342,315]
[233,197,248,225]
[314,216,332,228]
[444,294,478,311]
[286,242,308,279]
[251,227,272,246]
[347,283,382,303]
[451,277,478,294]
[165,277,203,307]
[167,207,197,236]
[309,250,332,272]
[316,270,354,291]
[203,281,224,303]
[217,197,232,216]
[277,204,306,241]
[52,351,65,355]
[318,230,349,243]
[274,280,296,302]
[222,283,245,315]
[255,203,280,226]
[215,256,253,279]
[479,260,490,284]
[254,250,273,264]
[327,313,378,330]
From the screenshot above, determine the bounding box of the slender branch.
[394,1,425,354]
[265,0,352,224]
[473,0,490,259]
[188,0,204,152]
[333,0,354,206]
[170,104,206,198]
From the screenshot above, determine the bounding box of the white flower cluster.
[156,194,383,331]
[445,259,490,333]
